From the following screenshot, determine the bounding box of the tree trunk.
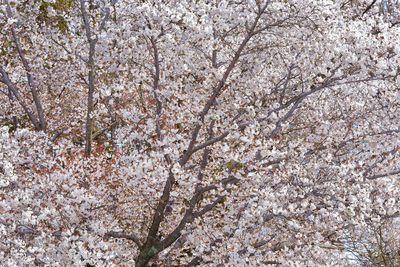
[85,40,96,157]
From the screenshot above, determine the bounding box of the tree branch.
[159,122,217,250]
[180,0,273,167]
[149,36,163,141]
[179,123,202,166]
[50,36,88,64]
[0,64,41,130]
[362,0,377,16]
[5,0,46,131]
[98,0,119,32]
[80,0,117,156]
[193,195,225,219]
[266,73,345,138]
[366,170,400,180]
[191,130,230,155]
[145,170,175,245]
[363,147,398,177]
[104,230,142,248]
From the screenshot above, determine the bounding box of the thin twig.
[366,170,400,180]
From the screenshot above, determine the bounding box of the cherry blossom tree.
[1,0,399,266]
[345,218,400,266]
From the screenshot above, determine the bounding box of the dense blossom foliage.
[0,0,400,266]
